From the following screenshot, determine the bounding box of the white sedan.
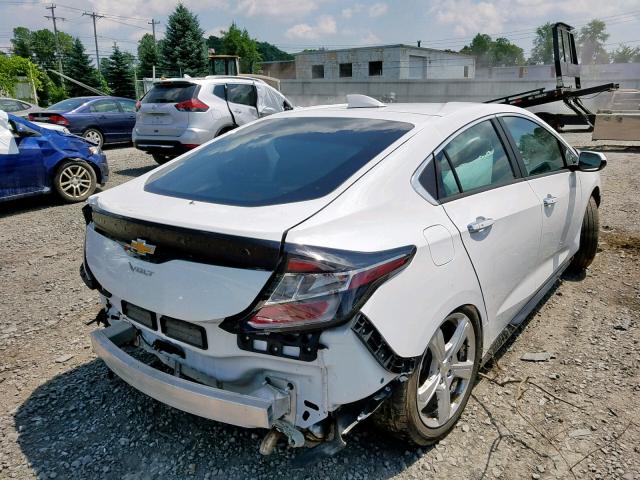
[80,95,605,454]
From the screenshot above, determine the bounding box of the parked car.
[0,97,39,117]
[28,96,137,149]
[0,111,108,203]
[133,76,293,164]
[81,97,605,454]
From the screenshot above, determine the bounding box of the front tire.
[53,160,97,203]
[569,196,599,271]
[82,128,104,148]
[374,307,481,446]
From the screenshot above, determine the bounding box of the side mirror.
[15,122,41,138]
[258,106,278,117]
[570,151,607,172]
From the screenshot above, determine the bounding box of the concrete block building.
[293,44,475,80]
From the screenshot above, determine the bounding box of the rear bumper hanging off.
[90,321,291,429]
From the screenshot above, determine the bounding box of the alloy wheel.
[84,130,102,147]
[416,312,476,428]
[59,164,93,199]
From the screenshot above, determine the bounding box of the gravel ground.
[0,135,638,480]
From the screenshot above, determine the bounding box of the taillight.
[28,113,35,121]
[49,114,69,126]
[175,98,209,112]
[246,245,416,331]
[135,100,141,111]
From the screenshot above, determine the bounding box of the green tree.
[578,19,609,64]
[104,45,136,98]
[610,44,640,63]
[161,3,207,76]
[529,22,554,64]
[0,55,48,102]
[460,33,524,67]
[256,41,293,61]
[220,24,262,73]
[137,33,158,78]
[65,38,101,96]
[11,27,32,58]
[11,27,74,70]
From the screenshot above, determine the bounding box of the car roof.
[153,76,259,86]
[280,102,535,129]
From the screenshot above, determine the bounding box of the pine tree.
[104,45,136,98]
[65,38,100,97]
[137,33,158,78]
[161,3,207,76]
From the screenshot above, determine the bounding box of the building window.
[369,61,383,77]
[464,66,469,78]
[339,63,352,78]
[311,64,324,79]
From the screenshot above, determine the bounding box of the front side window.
[439,120,514,197]
[0,100,22,112]
[119,100,137,112]
[145,117,413,206]
[502,116,565,176]
[90,100,120,113]
[227,84,256,107]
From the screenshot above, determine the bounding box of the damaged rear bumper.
[90,321,291,429]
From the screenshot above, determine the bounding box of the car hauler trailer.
[486,22,640,140]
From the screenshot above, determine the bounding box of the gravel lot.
[0,134,638,480]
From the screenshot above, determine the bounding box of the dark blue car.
[0,114,108,203]
[28,96,137,148]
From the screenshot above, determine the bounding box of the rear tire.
[152,153,172,165]
[569,196,599,271]
[374,307,481,446]
[53,160,97,203]
[82,128,104,148]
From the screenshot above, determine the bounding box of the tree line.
[461,19,638,68]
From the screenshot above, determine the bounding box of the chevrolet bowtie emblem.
[129,238,156,256]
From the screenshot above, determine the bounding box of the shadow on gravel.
[16,359,421,480]
[0,194,66,219]
[115,165,156,178]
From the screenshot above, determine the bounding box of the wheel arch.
[215,124,236,137]
[51,157,101,184]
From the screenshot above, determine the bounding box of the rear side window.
[89,99,120,113]
[502,116,565,176]
[145,117,413,206]
[439,120,514,196]
[142,84,197,104]
[47,98,88,111]
[227,84,256,107]
[119,100,137,112]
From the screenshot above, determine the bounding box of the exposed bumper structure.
[90,322,290,429]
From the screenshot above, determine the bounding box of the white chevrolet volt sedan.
[81,95,605,455]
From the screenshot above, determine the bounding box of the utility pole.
[148,19,160,43]
[83,11,104,73]
[45,3,65,87]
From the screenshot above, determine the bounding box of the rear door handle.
[543,195,558,206]
[467,217,495,233]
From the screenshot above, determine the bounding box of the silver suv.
[133,76,293,164]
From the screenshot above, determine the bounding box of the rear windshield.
[142,83,197,104]
[145,117,413,206]
[47,98,88,111]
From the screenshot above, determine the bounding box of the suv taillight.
[49,114,69,126]
[245,244,416,332]
[135,100,141,111]
[175,98,209,112]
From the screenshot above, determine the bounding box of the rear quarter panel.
[286,128,488,358]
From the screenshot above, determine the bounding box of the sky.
[1,0,640,64]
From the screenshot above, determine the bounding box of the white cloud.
[341,3,364,19]
[368,3,388,18]
[286,15,337,39]
[360,30,382,44]
[235,0,318,18]
[204,26,226,38]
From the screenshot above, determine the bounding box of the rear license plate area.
[122,301,157,330]
[161,316,208,349]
